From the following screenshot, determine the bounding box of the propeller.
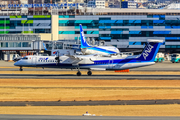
[55,51,60,65]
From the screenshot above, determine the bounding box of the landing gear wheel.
[87,71,92,76]
[77,71,81,76]
[19,66,23,71]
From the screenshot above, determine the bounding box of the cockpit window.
[22,57,28,60]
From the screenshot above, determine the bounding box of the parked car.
[13,54,22,62]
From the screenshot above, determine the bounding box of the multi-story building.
[58,9,180,53]
[128,1,138,9]
[88,1,96,7]
[0,15,52,60]
[0,0,21,10]
[87,0,105,8]
[1,9,180,60]
[96,0,105,8]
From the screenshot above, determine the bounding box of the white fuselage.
[14,55,154,70]
[81,46,120,55]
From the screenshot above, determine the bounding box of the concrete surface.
[0,74,180,80]
[0,61,180,71]
[0,99,180,106]
[0,114,180,120]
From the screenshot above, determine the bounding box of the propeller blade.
[55,51,60,65]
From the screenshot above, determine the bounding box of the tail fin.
[137,39,163,62]
[43,43,47,50]
[79,24,91,48]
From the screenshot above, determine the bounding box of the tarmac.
[0,74,180,80]
[0,60,180,71]
[0,60,180,80]
[1,60,180,119]
[1,114,180,120]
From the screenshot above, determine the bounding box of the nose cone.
[14,61,20,66]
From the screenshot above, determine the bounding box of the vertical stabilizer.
[80,24,91,48]
[137,39,163,62]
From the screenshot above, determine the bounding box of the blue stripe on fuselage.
[33,57,152,68]
[79,58,151,67]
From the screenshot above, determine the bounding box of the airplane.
[79,24,120,55]
[14,39,163,76]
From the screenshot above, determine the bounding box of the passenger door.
[32,57,36,66]
[108,60,113,69]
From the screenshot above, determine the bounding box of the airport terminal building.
[1,9,180,60]
[57,9,180,53]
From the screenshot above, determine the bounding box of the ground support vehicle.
[171,54,180,63]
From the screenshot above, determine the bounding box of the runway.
[0,99,180,106]
[0,61,180,71]
[0,114,180,120]
[1,74,180,80]
[0,61,180,80]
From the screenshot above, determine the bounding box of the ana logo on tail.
[143,44,154,60]
[81,31,86,43]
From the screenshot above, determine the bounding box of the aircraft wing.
[65,54,96,64]
[65,55,84,61]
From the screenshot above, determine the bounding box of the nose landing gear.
[19,66,23,71]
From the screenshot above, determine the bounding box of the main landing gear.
[77,71,81,76]
[87,70,92,76]
[19,66,23,71]
[76,70,92,76]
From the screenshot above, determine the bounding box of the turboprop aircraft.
[79,24,120,55]
[14,39,163,76]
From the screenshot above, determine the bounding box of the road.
[0,115,179,120]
